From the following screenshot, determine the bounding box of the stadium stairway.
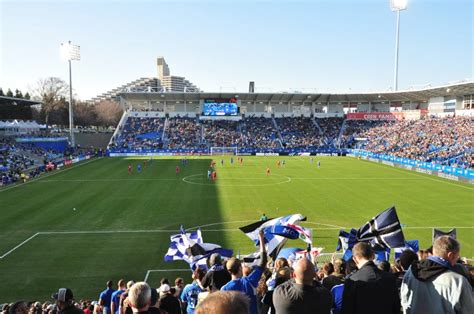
[108,110,130,147]
[271,117,285,148]
[336,119,348,148]
[312,117,324,135]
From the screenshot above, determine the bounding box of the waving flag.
[164,226,233,268]
[336,229,358,261]
[394,240,419,260]
[432,228,456,242]
[239,214,307,258]
[356,206,405,249]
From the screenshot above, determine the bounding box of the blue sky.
[0,0,472,100]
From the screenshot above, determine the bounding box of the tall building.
[157,57,200,92]
[89,57,200,103]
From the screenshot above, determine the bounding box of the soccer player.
[212,171,217,181]
[277,160,281,167]
[221,159,224,166]
[143,160,147,169]
[282,159,285,166]
[207,169,212,180]
[128,164,132,175]
[230,157,234,165]
[137,164,142,173]
[176,165,180,174]
[318,160,321,168]
[266,167,270,176]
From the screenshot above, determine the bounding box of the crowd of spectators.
[345,116,473,168]
[111,118,166,151]
[275,117,321,149]
[201,120,244,148]
[2,235,472,314]
[241,118,280,149]
[166,118,203,150]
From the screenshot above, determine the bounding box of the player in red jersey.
[128,164,132,174]
[176,165,180,174]
[212,171,217,181]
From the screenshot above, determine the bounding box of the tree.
[74,101,97,126]
[24,92,31,100]
[15,89,23,98]
[94,100,123,127]
[31,77,69,125]
[0,88,4,96]
[6,88,13,97]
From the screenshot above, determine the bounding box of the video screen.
[203,98,239,116]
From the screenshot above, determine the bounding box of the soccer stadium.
[1,1,473,314]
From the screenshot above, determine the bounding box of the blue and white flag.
[336,229,358,261]
[239,214,307,258]
[374,248,391,262]
[164,226,233,268]
[394,240,419,260]
[356,206,406,249]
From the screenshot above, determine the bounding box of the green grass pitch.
[0,156,472,302]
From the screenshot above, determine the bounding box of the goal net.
[210,147,238,156]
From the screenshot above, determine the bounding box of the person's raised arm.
[258,229,267,268]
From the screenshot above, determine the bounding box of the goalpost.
[210,147,238,156]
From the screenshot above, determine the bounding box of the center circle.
[182,173,291,187]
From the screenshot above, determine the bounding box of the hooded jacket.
[401,258,474,314]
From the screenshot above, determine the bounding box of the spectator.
[202,253,231,292]
[8,302,28,314]
[195,291,249,314]
[111,280,126,314]
[181,268,206,314]
[158,285,181,314]
[221,230,267,314]
[127,282,151,313]
[51,288,83,314]
[341,242,400,314]
[322,258,345,291]
[272,258,332,314]
[400,236,474,313]
[99,281,115,314]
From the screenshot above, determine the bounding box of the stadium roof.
[119,81,474,103]
[0,96,42,106]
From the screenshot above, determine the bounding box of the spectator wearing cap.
[181,268,206,314]
[127,282,151,314]
[111,280,126,314]
[221,230,267,314]
[401,236,474,314]
[158,285,181,314]
[273,258,332,314]
[341,242,400,314]
[99,281,116,314]
[202,253,231,292]
[52,288,83,314]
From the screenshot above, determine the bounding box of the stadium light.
[390,0,407,91]
[60,41,80,147]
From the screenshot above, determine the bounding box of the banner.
[346,112,405,121]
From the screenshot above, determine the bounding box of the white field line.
[358,159,474,190]
[2,226,473,260]
[0,158,100,193]
[0,233,40,259]
[144,269,191,282]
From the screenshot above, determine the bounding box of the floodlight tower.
[60,41,81,147]
[390,0,407,91]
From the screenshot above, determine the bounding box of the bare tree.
[94,100,123,127]
[31,77,69,125]
[74,101,97,126]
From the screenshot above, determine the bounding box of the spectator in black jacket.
[341,243,400,314]
[51,288,83,314]
[201,253,231,292]
[273,258,332,314]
